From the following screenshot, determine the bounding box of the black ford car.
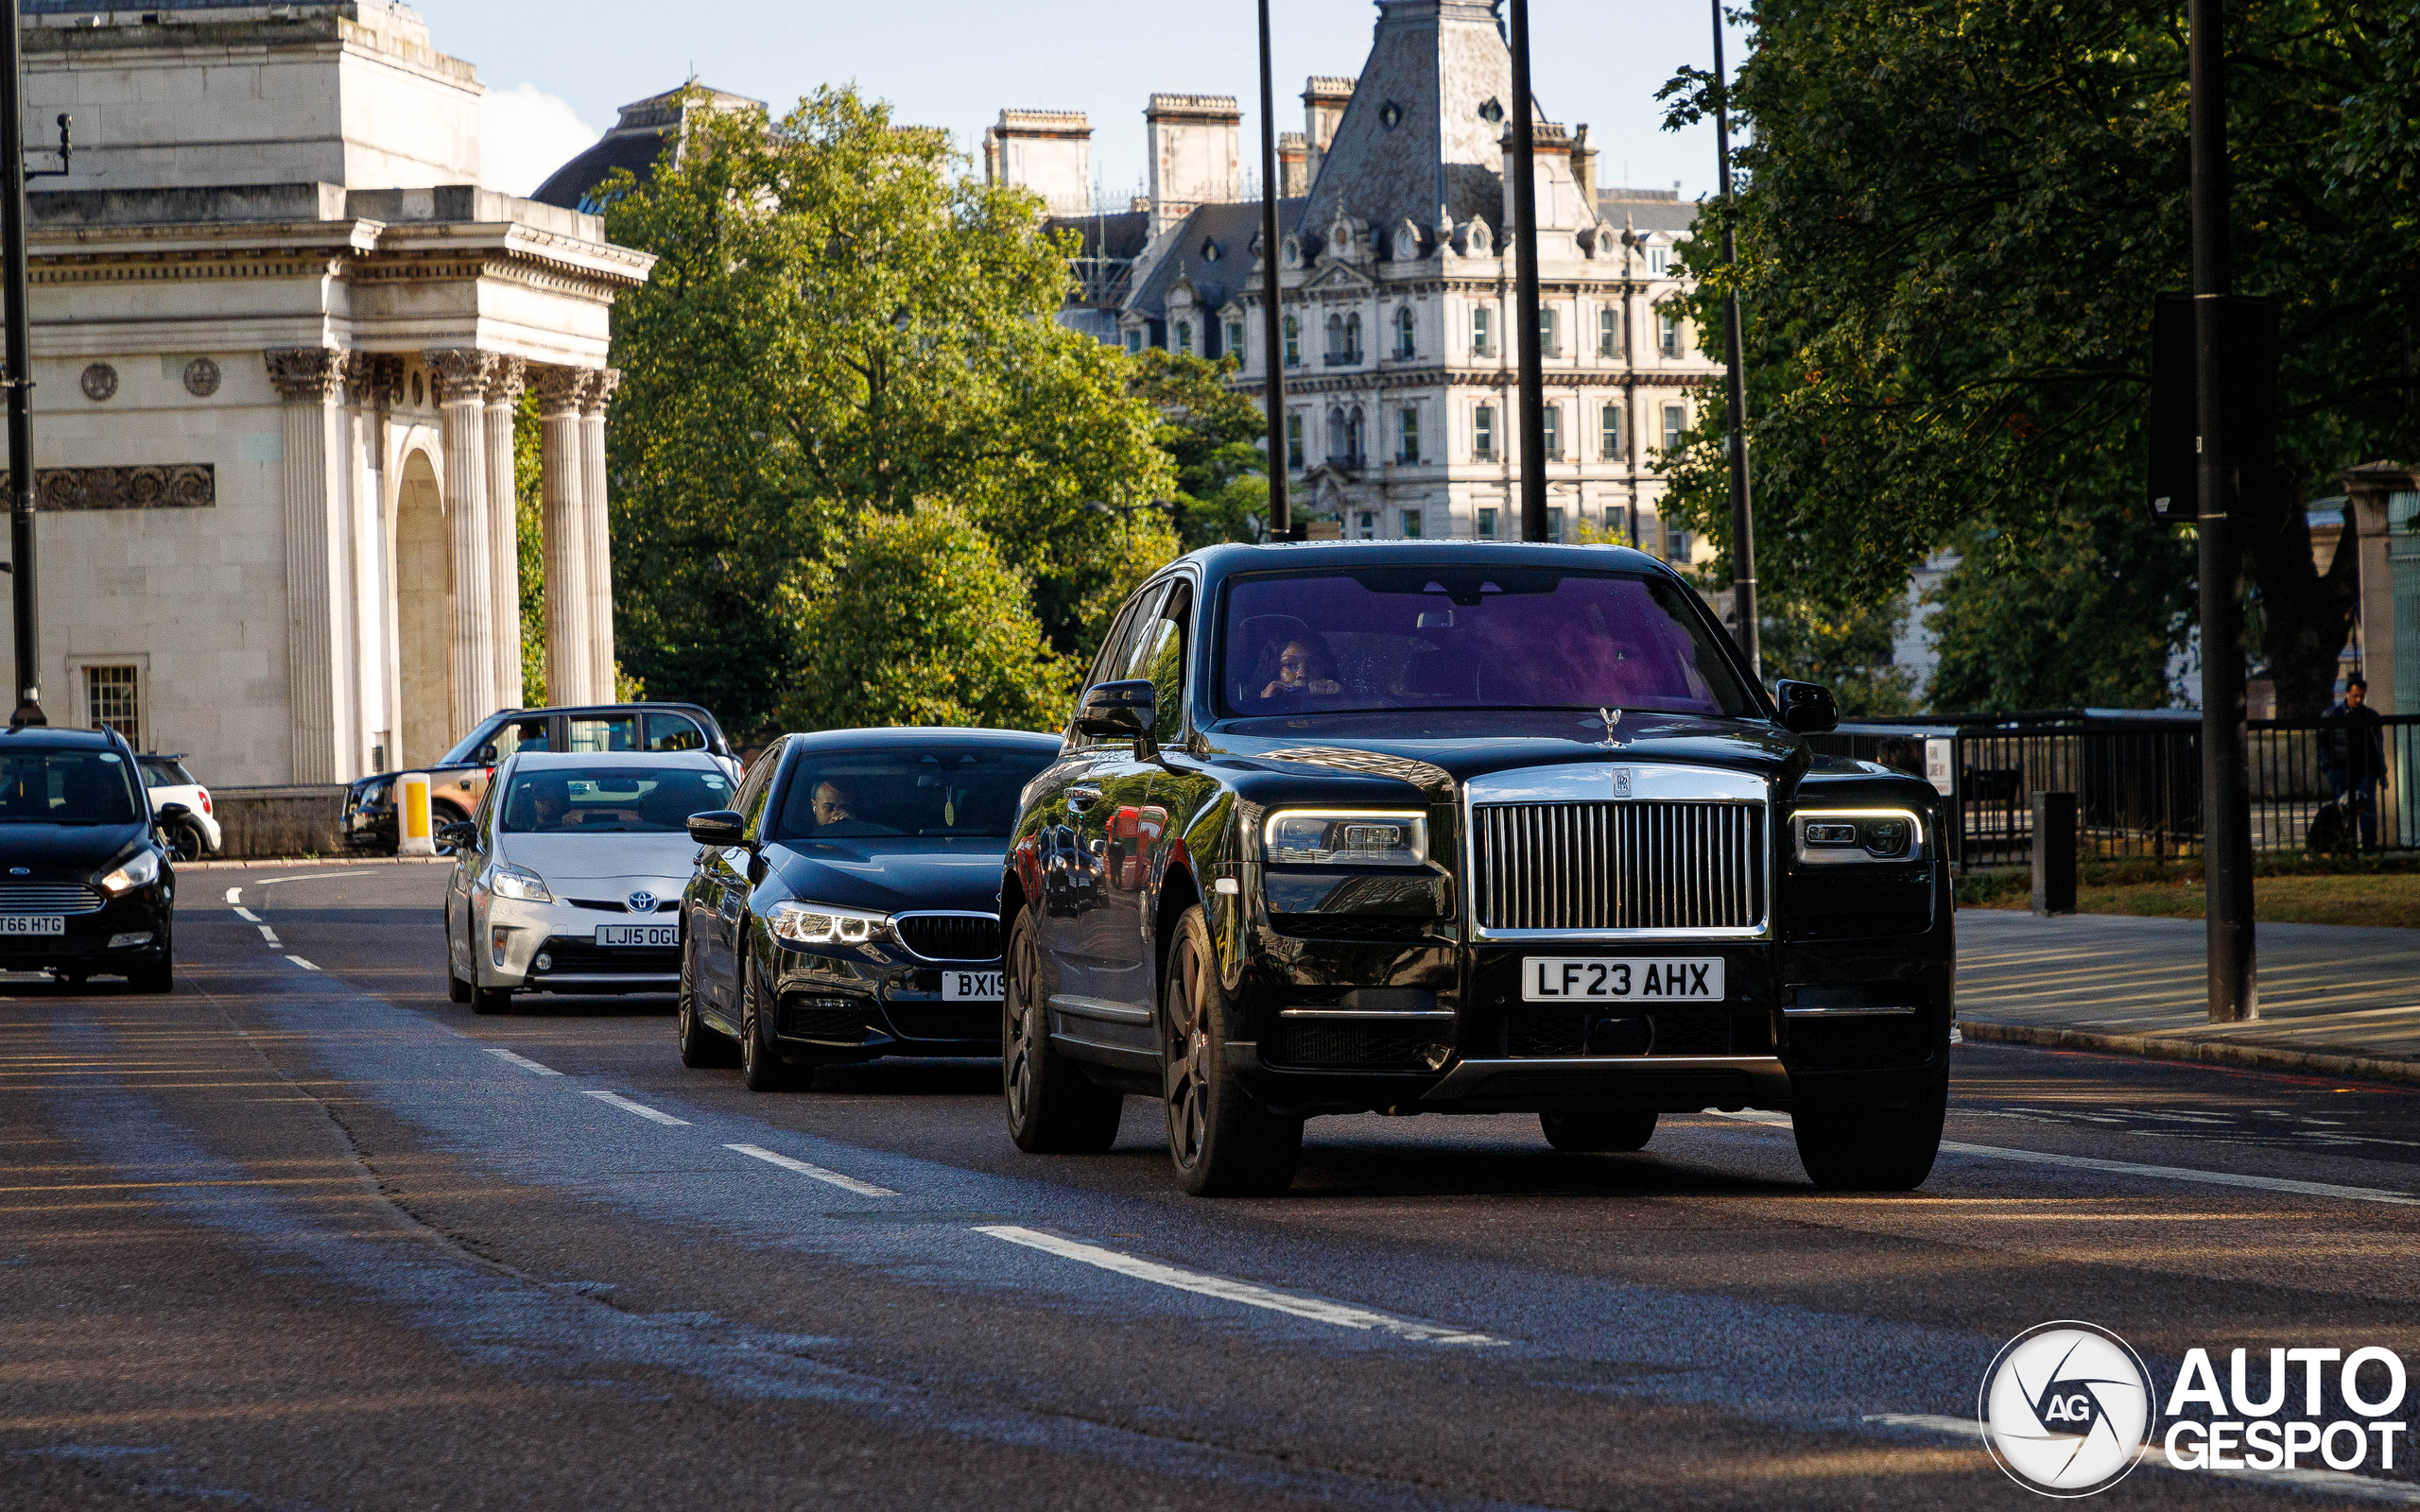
[676,728,1065,1091]
[999,541,1953,1196]
[0,724,179,991]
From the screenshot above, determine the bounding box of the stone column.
[579,369,621,700]
[266,348,353,785]
[484,357,527,709]
[429,351,500,739]
[534,368,592,706]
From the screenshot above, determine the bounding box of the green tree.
[776,504,1075,731]
[1125,348,1270,549]
[1658,1,2416,715]
[599,85,1176,735]
[1759,596,1920,716]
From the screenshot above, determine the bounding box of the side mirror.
[435,820,479,850]
[1774,679,1841,734]
[154,801,192,823]
[686,809,748,849]
[474,744,498,765]
[1075,679,1156,740]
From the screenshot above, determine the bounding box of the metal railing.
[1813,712,2419,869]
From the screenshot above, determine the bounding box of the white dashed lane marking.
[284,955,319,971]
[255,925,280,946]
[976,1226,1506,1346]
[222,887,243,905]
[482,1047,562,1077]
[233,907,262,924]
[581,1090,690,1127]
[724,1143,897,1197]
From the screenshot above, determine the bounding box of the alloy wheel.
[1005,924,1040,1127]
[1163,932,1211,1171]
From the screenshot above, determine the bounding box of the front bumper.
[0,885,172,974]
[480,893,682,994]
[766,938,1003,1058]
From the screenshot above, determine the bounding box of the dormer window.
[1225,319,1245,357]
[1201,238,1222,263]
[1650,247,1669,275]
[1175,320,1193,355]
[1125,329,1143,354]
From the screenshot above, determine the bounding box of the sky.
[425,0,1753,205]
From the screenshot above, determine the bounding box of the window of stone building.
[1668,526,1693,559]
[1397,406,1420,464]
[1651,246,1669,275]
[1394,305,1416,359]
[1357,510,1378,540]
[1176,320,1193,355]
[1284,316,1301,367]
[1326,312,1344,360]
[1599,308,1622,358]
[1539,307,1559,356]
[1601,404,1624,459]
[1659,308,1681,356]
[1472,305,1494,356]
[84,664,141,750]
[1286,413,1305,470]
[1547,507,1564,542]
[1476,506,1498,539]
[1345,312,1362,361]
[1345,406,1366,466]
[1401,508,1423,539]
[1663,403,1685,453]
[1125,329,1143,354]
[1543,405,1563,460]
[1474,404,1496,461]
[1226,320,1244,357]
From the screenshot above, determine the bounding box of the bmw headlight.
[1794,809,1925,865]
[1263,810,1429,868]
[769,901,894,947]
[487,862,555,902]
[96,849,162,896]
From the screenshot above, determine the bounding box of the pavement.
[1956,907,2420,1081]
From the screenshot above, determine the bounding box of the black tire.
[1002,909,1123,1154]
[166,819,207,864]
[129,955,174,995]
[740,955,806,1091]
[1161,905,1300,1196]
[471,981,513,1015]
[431,804,467,858]
[678,939,737,1069]
[448,923,473,1003]
[1540,1108,1658,1152]
[1792,1063,1949,1191]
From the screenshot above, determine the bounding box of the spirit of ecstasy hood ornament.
[1599,707,1621,747]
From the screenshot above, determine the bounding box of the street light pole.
[1507,0,1548,543]
[1255,0,1291,541]
[2190,0,2255,1021]
[3,0,43,727]
[1711,0,1758,678]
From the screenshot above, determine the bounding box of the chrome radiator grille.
[0,885,104,917]
[1472,801,1765,933]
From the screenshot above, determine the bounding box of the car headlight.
[1794,809,1925,865]
[1263,810,1429,868]
[96,849,162,896]
[769,900,894,946]
[487,862,555,902]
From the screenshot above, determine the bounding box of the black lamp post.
[3,0,40,726]
[1506,0,1548,543]
[1710,0,1758,677]
[1255,0,1291,540]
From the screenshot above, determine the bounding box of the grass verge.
[1959,855,2420,928]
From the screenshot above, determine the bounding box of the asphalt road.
[5,862,2418,1510]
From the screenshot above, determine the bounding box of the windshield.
[0,747,143,824]
[498,765,735,834]
[1217,567,1757,719]
[771,747,1055,841]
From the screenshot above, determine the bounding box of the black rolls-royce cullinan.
[676,728,1065,1091]
[1000,541,1953,1196]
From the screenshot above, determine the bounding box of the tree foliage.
[1758,595,1919,716]
[1660,1,2418,715]
[1124,348,1270,549]
[776,505,1075,732]
[599,86,1177,736]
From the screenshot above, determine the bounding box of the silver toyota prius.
[441,749,735,1014]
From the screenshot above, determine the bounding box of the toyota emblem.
[8,867,26,876]
[628,891,657,914]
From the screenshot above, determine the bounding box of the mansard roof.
[532,83,765,214]
[1124,197,1306,322]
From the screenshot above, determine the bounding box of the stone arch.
[394,446,454,770]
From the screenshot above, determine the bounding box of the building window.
[1357,509,1378,540]
[1345,312,1362,361]
[1547,507,1564,542]
[1284,316,1300,368]
[1668,527,1693,560]
[1286,413,1305,470]
[1397,406,1420,464]
[1402,508,1423,539]
[1345,406,1365,467]
[1650,246,1669,275]
[85,664,141,749]
[1175,320,1193,355]
[1600,404,1624,459]
[1225,320,1244,357]
[1476,506,1498,539]
[1659,309,1681,356]
[1542,405,1563,460]
[1472,305,1494,357]
[1663,404,1685,453]
[1394,305,1416,359]
[1125,329,1142,354]
[1538,307,1559,357]
[1599,307,1621,358]
[1474,404,1496,461]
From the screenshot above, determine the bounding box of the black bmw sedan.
[675,727,1064,1091]
[0,724,178,991]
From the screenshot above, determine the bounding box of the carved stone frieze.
[1,464,216,510]
[264,347,342,402]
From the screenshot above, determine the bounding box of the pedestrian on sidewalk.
[2319,675,2389,849]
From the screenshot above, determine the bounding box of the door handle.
[1066,787,1102,813]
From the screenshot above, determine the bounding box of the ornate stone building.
[998,0,1720,557]
[2,0,651,785]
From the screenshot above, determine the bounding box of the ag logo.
[1979,1321,2155,1497]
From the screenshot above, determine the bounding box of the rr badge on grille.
[1612,768,1633,799]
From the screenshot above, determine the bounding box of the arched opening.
[394,450,453,769]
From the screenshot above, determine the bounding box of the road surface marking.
[724,1143,897,1197]
[581,1090,690,1127]
[283,955,319,971]
[222,887,242,905]
[975,1226,1506,1346]
[232,907,261,923]
[255,925,280,946]
[1864,1413,2420,1504]
[482,1047,562,1077]
[254,871,354,887]
[1708,1111,2420,1207]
